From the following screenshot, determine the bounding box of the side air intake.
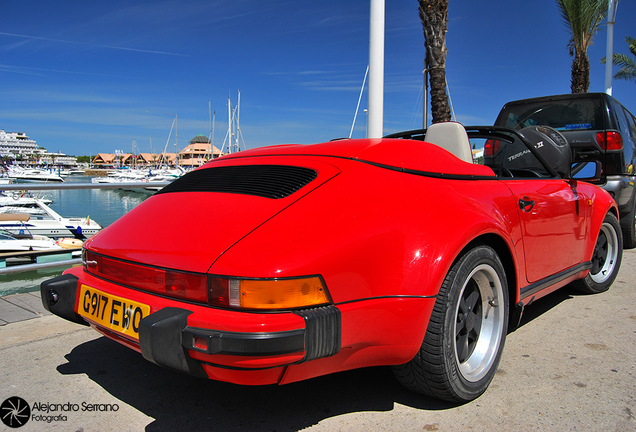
[156,165,318,199]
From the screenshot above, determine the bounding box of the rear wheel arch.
[460,234,518,324]
[393,239,512,402]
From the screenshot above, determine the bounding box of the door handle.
[519,198,535,212]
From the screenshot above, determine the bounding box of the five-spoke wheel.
[574,212,622,294]
[392,246,508,402]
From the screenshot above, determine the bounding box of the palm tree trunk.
[571,50,590,93]
[429,67,451,123]
[419,0,451,124]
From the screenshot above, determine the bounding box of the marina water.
[0,176,151,297]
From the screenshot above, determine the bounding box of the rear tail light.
[83,249,331,310]
[209,276,330,309]
[596,131,623,151]
[83,249,208,302]
[484,139,501,156]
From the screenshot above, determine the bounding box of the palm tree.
[556,0,608,93]
[606,36,636,83]
[418,0,451,123]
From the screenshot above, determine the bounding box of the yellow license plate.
[78,285,151,340]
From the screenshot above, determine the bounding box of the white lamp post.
[605,0,619,96]
[367,0,385,138]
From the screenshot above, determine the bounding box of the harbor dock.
[0,290,49,326]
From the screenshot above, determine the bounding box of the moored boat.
[0,215,81,253]
[0,199,101,239]
[6,166,64,182]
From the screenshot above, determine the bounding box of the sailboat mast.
[132,139,137,168]
[236,90,241,153]
[227,97,232,154]
[175,114,178,165]
[163,114,176,168]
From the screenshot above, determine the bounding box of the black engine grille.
[156,165,318,199]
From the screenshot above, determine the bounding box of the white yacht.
[0,192,53,208]
[0,227,61,252]
[0,199,101,239]
[6,166,64,182]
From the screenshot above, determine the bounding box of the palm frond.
[556,0,608,54]
[626,36,636,57]
[609,36,636,83]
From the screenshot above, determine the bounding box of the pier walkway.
[0,290,50,326]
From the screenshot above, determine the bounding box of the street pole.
[423,59,428,129]
[367,0,385,138]
[605,0,618,95]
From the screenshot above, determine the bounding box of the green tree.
[75,155,92,163]
[556,0,609,93]
[604,36,636,83]
[419,0,451,123]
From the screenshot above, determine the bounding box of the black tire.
[573,212,623,294]
[392,246,508,402]
[620,205,636,250]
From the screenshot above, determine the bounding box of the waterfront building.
[89,134,221,168]
[92,153,116,167]
[178,135,222,167]
[38,151,78,166]
[136,153,156,165]
[120,154,135,166]
[156,152,177,167]
[0,129,39,161]
[0,129,78,166]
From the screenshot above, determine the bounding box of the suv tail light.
[484,139,501,156]
[596,131,623,151]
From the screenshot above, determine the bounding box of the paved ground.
[1,251,635,431]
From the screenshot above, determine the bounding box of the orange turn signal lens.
[209,276,330,310]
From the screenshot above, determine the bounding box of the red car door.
[503,179,589,283]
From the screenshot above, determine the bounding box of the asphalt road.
[1,251,635,431]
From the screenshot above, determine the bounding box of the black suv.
[495,93,636,248]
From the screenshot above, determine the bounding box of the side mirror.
[570,161,602,180]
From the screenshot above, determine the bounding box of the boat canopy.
[0,213,30,222]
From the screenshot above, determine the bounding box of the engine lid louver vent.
[156,165,318,199]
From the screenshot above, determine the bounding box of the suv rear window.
[498,98,605,132]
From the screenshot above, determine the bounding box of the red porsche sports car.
[42,122,622,402]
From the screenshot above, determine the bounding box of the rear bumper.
[140,304,340,379]
[40,273,341,380]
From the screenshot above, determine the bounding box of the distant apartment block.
[0,129,77,165]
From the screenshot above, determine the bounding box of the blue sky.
[1,0,635,157]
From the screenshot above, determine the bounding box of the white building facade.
[0,129,38,158]
[0,129,76,165]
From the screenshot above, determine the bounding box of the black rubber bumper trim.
[139,305,342,378]
[294,305,341,361]
[182,305,341,361]
[182,327,305,356]
[138,307,207,378]
[40,274,88,326]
